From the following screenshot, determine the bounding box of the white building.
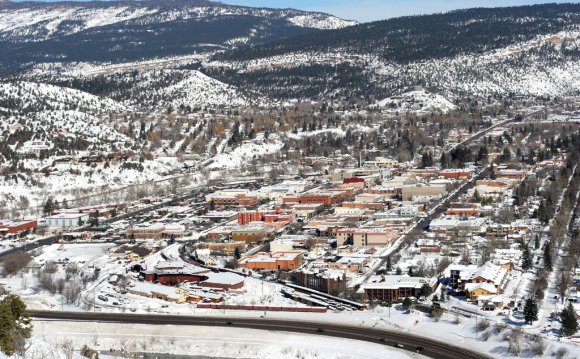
[364,157,399,169]
[45,213,88,228]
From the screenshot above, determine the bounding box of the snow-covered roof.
[470,262,507,286]
[131,281,184,300]
[204,272,244,286]
[465,282,497,294]
[363,275,434,290]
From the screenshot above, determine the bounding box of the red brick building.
[282,190,351,205]
[212,194,258,207]
[439,169,472,180]
[0,220,37,235]
[142,261,210,285]
[363,275,436,302]
[446,208,480,217]
[238,207,295,225]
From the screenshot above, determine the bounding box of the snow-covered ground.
[119,69,271,109]
[27,321,420,359]
[0,81,126,114]
[376,90,457,113]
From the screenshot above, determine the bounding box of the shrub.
[80,344,98,359]
[555,347,568,359]
[529,336,546,356]
[493,322,507,335]
[1,252,32,275]
[476,318,490,331]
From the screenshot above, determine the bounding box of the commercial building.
[336,227,398,247]
[294,268,347,295]
[237,207,295,225]
[402,184,446,201]
[45,213,89,229]
[199,241,245,255]
[0,220,37,235]
[126,223,185,239]
[363,275,437,302]
[211,193,258,207]
[439,169,472,180]
[238,251,303,271]
[142,261,210,285]
[231,226,273,243]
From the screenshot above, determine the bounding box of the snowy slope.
[0,1,355,42]
[0,81,126,114]
[0,0,356,74]
[209,29,580,99]
[109,69,271,109]
[377,90,457,113]
[207,135,284,170]
[0,6,156,40]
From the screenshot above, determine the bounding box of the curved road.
[29,310,492,359]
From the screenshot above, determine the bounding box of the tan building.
[239,251,303,271]
[336,227,398,247]
[231,227,273,243]
[126,224,185,239]
[402,184,446,201]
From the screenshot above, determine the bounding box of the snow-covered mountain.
[208,3,580,100]
[3,3,578,109]
[0,1,355,40]
[0,0,356,73]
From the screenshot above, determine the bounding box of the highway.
[29,310,493,359]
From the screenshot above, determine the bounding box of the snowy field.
[25,321,423,359]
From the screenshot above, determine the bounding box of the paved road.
[29,310,492,359]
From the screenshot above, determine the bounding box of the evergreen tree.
[537,201,550,224]
[523,297,538,324]
[420,284,432,297]
[396,267,402,275]
[408,267,414,277]
[0,289,32,356]
[561,302,579,336]
[440,152,448,168]
[473,190,481,203]
[543,242,553,271]
[534,235,540,250]
[402,297,412,310]
[386,257,392,272]
[522,245,533,271]
[43,197,54,215]
[233,247,241,260]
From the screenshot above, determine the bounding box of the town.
[0,1,579,358]
[1,96,579,358]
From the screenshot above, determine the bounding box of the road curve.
[29,310,492,359]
